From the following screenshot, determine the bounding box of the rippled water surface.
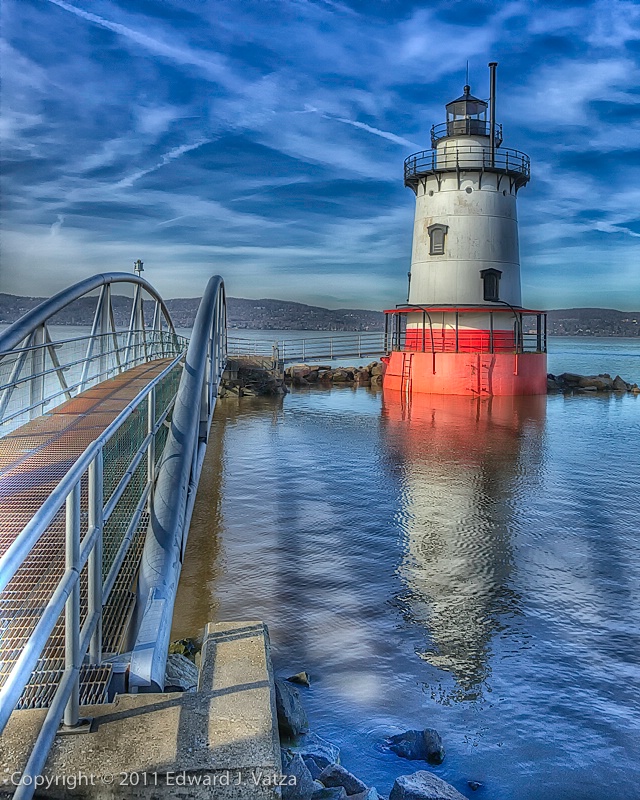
[173,341,640,800]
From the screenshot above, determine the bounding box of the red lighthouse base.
[382,351,547,396]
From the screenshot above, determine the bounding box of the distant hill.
[1,293,638,336]
[546,308,639,337]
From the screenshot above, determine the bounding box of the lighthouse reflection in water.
[382,388,546,701]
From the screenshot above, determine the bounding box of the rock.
[350,789,380,800]
[547,376,561,391]
[164,653,199,692]
[370,363,385,376]
[318,763,368,795]
[283,754,315,800]
[388,730,445,765]
[320,370,334,381]
[467,781,482,791]
[303,757,324,780]
[168,637,200,661]
[613,375,629,391]
[275,678,309,738]
[332,369,351,382]
[312,789,347,800]
[578,375,613,390]
[287,671,311,687]
[371,374,383,387]
[389,771,467,800]
[558,373,582,385]
[306,371,319,382]
[283,732,340,769]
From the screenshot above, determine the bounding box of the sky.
[1,0,640,310]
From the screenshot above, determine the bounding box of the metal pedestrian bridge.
[0,273,226,799]
[0,273,388,797]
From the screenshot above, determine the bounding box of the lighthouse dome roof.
[446,85,487,118]
[447,86,486,105]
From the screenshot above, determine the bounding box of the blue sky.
[2,0,640,310]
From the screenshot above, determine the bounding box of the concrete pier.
[0,622,281,799]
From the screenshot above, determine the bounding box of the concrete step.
[0,621,282,799]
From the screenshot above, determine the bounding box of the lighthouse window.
[427,223,448,256]
[480,268,502,302]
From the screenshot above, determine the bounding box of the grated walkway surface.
[0,359,175,709]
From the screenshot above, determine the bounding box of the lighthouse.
[383,63,547,397]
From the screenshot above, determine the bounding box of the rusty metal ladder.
[401,352,413,398]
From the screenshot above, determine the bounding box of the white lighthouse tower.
[383,63,547,396]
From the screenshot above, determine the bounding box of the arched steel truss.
[0,272,179,435]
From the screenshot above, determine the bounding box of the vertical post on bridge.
[88,451,103,665]
[64,481,81,728]
[147,388,156,510]
[29,325,46,419]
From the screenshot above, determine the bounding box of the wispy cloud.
[1,0,639,310]
[114,139,212,189]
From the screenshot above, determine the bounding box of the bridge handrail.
[130,275,227,691]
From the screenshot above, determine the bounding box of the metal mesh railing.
[0,330,186,437]
[228,332,386,364]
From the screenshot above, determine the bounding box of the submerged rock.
[388,730,445,765]
[389,771,467,800]
[276,679,309,738]
[287,671,311,687]
[283,732,341,769]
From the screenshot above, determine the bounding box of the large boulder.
[282,754,315,800]
[283,732,341,769]
[275,678,309,738]
[613,375,629,391]
[389,771,467,800]
[557,372,582,385]
[318,763,368,795]
[388,730,445,765]
[578,375,613,390]
[370,362,385,377]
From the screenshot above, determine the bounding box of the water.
[172,338,639,799]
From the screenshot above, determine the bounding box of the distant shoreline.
[1,292,638,338]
